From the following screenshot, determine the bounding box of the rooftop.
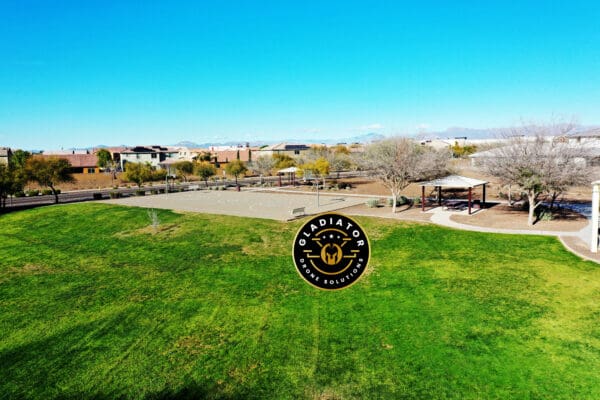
[420,175,488,188]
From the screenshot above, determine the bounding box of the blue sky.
[1,1,599,149]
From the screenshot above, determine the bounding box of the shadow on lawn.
[55,383,248,400]
[147,383,248,400]
[0,309,251,400]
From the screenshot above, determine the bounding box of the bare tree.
[361,137,450,213]
[327,146,353,178]
[482,123,590,225]
[249,155,275,184]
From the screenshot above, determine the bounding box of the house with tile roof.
[40,151,100,174]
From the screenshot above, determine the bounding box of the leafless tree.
[249,155,275,184]
[361,137,451,213]
[482,123,590,225]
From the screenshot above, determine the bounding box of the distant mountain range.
[85,125,599,151]
[422,127,506,140]
[170,132,387,148]
[416,124,600,141]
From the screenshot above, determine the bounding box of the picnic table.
[443,200,465,211]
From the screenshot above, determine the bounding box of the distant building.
[213,148,255,165]
[40,152,100,174]
[119,146,179,170]
[258,143,310,157]
[0,147,12,165]
[97,147,128,168]
[567,128,600,143]
[419,139,455,150]
[469,141,600,167]
[44,149,89,155]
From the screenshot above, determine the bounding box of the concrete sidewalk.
[425,207,597,264]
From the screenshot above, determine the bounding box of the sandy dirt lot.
[450,204,588,232]
[102,189,366,221]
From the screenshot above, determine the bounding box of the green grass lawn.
[1,203,599,399]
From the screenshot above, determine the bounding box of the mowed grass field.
[1,204,599,399]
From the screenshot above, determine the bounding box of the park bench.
[290,207,306,218]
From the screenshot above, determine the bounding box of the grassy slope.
[0,203,599,399]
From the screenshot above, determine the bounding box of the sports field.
[1,203,599,399]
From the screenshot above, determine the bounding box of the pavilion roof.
[278,166,298,173]
[419,174,488,188]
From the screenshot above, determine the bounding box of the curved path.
[265,187,599,264]
[264,187,599,264]
[427,207,598,264]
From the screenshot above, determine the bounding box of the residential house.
[120,146,179,170]
[469,141,600,167]
[0,147,12,165]
[212,148,254,166]
[567,128,600,144]
[40,151,100,174]
[98,146,128,169]
[258,143,310,158]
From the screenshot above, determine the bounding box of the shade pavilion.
[419,175,488,215]
[277,166,298,186]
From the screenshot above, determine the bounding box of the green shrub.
[152,170,167,181]
[41,189,53,196]
[109,191,122,199]
[540,211,554,221]
[55,189,61,195]
[14,191,25,198]
[366,199,380,208]
[412,196,421,205]
[387,196,409,207]
[135,190,146,196]
[26,189,40,197]
[158,188,165,194]
[93,193,103,200]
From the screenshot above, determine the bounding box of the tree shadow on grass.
[147,382,248,400]
[0,309,254,400]
[0,309,136,399]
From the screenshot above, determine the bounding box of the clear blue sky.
[1,1,599,149]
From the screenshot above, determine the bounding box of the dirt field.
[343,203,433,222]
[451,204,588,232]
[102,189,366,221]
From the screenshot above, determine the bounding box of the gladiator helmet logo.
[292,213,370,290]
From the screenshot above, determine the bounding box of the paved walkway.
[426,207,598,264]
